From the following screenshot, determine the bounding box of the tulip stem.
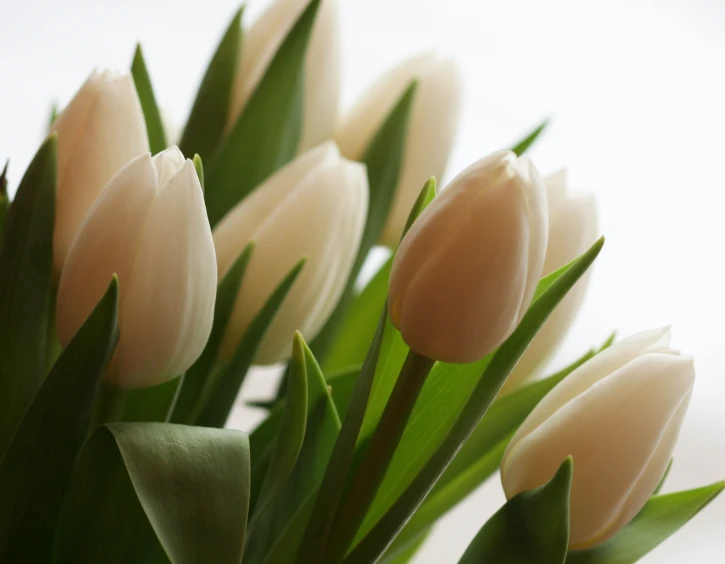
[90,384,127,429]
[322,349,435,562]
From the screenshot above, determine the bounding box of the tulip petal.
[52,72,149,271]
[504,327,672,451]
[56,154,157,347]
[118,160,216,388]
[502,352,694,546]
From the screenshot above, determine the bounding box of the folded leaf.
[0,277,118,564]
[179,7,243,163]
[0,136,56,456]
[131,44,167,154]
[205,0,321,227]
[566,481,725,564]
[55,423,250,564]
[458,457,572,564]
[245,339,341,564]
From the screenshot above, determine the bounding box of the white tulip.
[227,0,340,152]
[336,52,461,247]
[56,147,217,389]
[213,141,368,364]
[51,70,149,272]
[500,170,598,395]
[388,150,548,363]
[501,327,695,549]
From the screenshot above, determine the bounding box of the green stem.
[322,349,435,562]
[90,384,127,429]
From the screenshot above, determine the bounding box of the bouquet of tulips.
[0,0,722,562]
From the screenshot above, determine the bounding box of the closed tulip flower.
[388,150,548,363]
[56,147,217,389]
[213,141,367,364]
[227,0,340,152]
[51,70,149,272]
[500,170,598,395]
[501,327,695,549]
[336,52,461,247]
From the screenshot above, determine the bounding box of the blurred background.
[2,0,724,560]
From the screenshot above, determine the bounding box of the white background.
[2,0,724,561]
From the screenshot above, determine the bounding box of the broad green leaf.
[196,259,305,427]
[380,529,430,564]
[511,118,549,156]
[327,365,361,418]
[55,423,250,564]
[245,339,341,564]
[0,278,118,563]
[0,136,56,455]
[566,481,725,564]
[131,44,167,154]
[345,238,604,564]
[458,457,572,564]
[205,0,320,227]
[252,333,308,521]
[295,307,389,563]
[170,244,253,424]
[311,82,417,360]
[179,7,243,163]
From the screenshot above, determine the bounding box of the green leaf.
[196,258,305,427]
[345,238,605,564]
[55,422,250,564]
[511,118,550,156]
[131,44,167,154]
[400,177,436,240]
[311,82,418,360]
[205,0,321,227]
[458,457,572,564]
[119,377,183,422]
[193,154,205,191]
[654,459,673,496]
[179,7,243,163]
[380,529,430,564]
[295,306,389,563]
[244,338,341,564]
[170,244,253,424]
[386,343,605,555]
[566,481,725,564]
[0,136,56,456]
[323,258,392,374]
[252,333,308,521]
[0,277,119,564]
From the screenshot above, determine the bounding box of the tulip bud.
[227,0,340,152]
[500,170,598,394]
[335,52,461,247]
[388,150,548,364]
[213,141,368,364]
[56,147,217,389]
[51,70,149,272]
[501,327,695,549]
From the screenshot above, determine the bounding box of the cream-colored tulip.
[501,327,694,549]
[336,52,461,247]
[213,141,368,364]
[388,150,548,363]
[56,147,217,389]
[227,0,340,152]
[51,70,149,272]
[500,170,598,395]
